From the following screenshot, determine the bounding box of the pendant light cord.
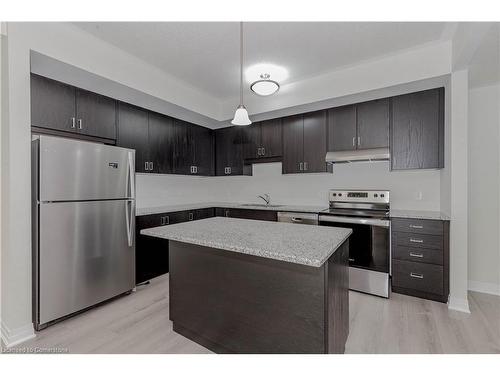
[239,21,243,106]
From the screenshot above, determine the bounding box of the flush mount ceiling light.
[250,73,280,96]
[231,22,251,126]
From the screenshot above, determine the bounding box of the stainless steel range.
[319,190,390,298]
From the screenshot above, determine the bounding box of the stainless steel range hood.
[325,147,390,164]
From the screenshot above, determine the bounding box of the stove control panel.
[329,190,390,204]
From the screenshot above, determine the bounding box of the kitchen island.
[141,217,352,354]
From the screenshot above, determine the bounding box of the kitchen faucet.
[257,193,271,205]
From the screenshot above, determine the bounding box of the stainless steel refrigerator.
[32,135,136,330]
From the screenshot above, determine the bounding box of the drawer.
[392,260,443,295]
[391,218,443,236]
[392,231,443,250]
[392,245,443,265]
[137,211,190,229]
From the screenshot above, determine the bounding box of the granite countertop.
[136,202,329,216]
[137,202,451,221]
[141,217,352,267]
[390,209,450,221]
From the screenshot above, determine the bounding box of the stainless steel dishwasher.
[277,212,319,225]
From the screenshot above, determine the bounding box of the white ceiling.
[73,22,449,100]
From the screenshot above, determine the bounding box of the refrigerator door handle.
[125,200,134,247]
[127,151,135,199]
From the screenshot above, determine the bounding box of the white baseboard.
[447,296,471,313]
[468,280,500,296]
[1,320,36,348]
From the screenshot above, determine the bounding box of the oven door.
[319,215,390,273]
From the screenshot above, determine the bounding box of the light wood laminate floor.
[14,274,500,354]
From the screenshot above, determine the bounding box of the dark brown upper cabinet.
[190,125,215,176]
[215,126,249,176]
[327,105,357,151]
[356,98,390,149]
[148,112,174,174]
[282,111,328,174]
[31,74,76,133]
[327,99,389,152]
[117,103,150,173]
[75,89,117,140]
[172,120,214,176]
[31,74,117,140]
[390,88,444,170]
[243,119,282,160]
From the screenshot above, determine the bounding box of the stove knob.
[374,194,378,198]
[338,193,342,197]
[332,193,337,197]
[381,194,385,198]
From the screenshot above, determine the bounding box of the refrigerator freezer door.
[38,135,135,202]
[37,199,135,326]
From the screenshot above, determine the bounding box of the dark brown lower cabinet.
[215,208,277,221]
[391,217,449,303]
[135,208,215,284]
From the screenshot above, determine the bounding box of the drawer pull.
[410,272,424,279]
[409,252,424,258]
[409,238,424,243]
[409,224,424,229]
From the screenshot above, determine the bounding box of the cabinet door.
[282,115,304,174]
[391,88,444,170]
[327,105,356,151]
[223,208,277,221]
[194,208,215,220]
[76,89,117,140]
[303,110,328,173]
[31,74,76,132]
[135,214,169,283]
[148,112,174,174]
[260,118,282,158]
[356,98,389,149]
[242,123,261,159]
[215,127,244,175]
[117,103,149,173]
[191,125,214,176]
[172,119,192,175]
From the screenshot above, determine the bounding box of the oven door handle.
[319,215,390,227]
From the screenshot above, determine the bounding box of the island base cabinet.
[169,240,349,354]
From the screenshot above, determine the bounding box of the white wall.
[136,162,442,211]
[468,84,500,295]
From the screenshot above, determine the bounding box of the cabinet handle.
[304,162,308,171]
[194,166,198,174]
[409,252,424,258]
[357,137,361,146]
[228,167,231,174]
[257,148,261,156]
[78,119,82,130]
[189,212,194,221]
[352,137,356,147]
[160,217,165,225]
[149,162,153,171]
[225,210,230,217]
[410,272,424,279]
[348,258,355,262]
[144,162,149,171]
[71,117,76,129]
[164,216,170,225]
[262,147,265,156]
[409,224,424,229]
[299,162,303,171]
[409,238,424,243]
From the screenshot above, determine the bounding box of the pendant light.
[231,22,251,126]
